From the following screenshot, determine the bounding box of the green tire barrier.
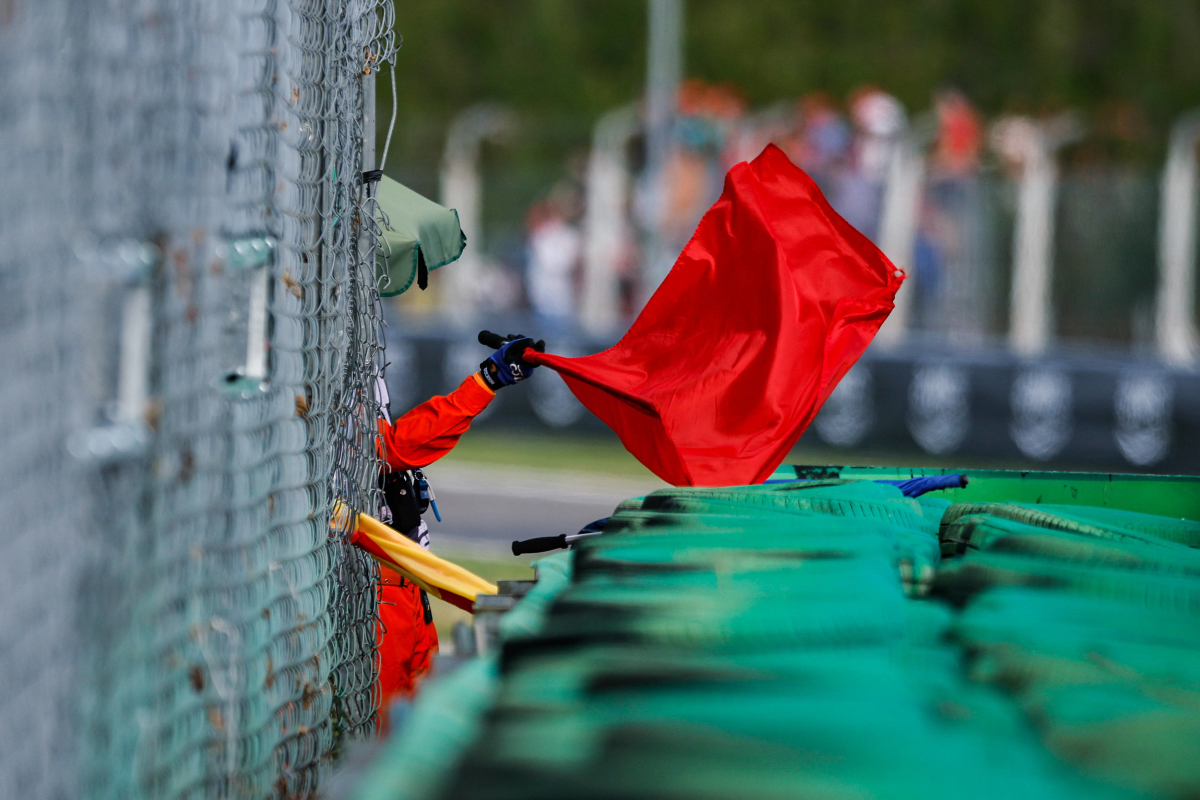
[352,554,572,800]
[592,507,940,593]
[357,468,1200,800]
[772,465,1200,520]
[640,480,939,537]
[943,514,1200,575]
[943,502,1200,548]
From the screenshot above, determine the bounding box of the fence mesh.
[0,0,398,797]
[0,4,88,798]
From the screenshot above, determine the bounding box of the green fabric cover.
[359,476,1200,800]
[498,552,574,640]
[942,502,1200,547]
[353,657,500,800]
[375,176,465,296]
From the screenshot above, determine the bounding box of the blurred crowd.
[415,80,1159,347]
[503,80,998,336]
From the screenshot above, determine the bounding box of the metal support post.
[1155,110,1200,366]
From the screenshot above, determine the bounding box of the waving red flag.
[529,144,903,486]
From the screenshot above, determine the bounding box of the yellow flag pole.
[336,503,498,612]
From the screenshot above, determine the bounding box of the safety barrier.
[353,467,1200,799]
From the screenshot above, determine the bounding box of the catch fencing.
[0,0,396,797]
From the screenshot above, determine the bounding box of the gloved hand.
[478,331,545,390]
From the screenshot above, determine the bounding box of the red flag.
[528,144,903,486]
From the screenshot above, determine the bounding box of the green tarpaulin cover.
[375,176,465,296]
[356,471,1200,800]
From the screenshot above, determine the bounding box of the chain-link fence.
[0,0,397,797]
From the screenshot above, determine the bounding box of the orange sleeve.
[378,373,495,470]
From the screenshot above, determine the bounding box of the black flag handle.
[478,330,507,350]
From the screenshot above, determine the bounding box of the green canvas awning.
[375,175,466,296]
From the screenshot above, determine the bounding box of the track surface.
[421,463,666,553]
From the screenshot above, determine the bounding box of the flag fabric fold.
[528,144,903,487]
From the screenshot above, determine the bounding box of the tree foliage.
[388,0,1200,130]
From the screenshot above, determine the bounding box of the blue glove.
[478,332,545,390]
[878,474,968,498]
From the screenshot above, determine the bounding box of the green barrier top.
[773,465,1200,521]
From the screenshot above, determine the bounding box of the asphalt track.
[419,462,667,555]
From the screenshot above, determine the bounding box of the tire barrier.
[353,467,1200,799]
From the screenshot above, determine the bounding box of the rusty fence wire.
[0,0,398,797]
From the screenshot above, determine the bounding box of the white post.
[581,105,639,338]
[117,286,151,422]
[641,0,684,293]
[438,103,516,324]
[1155,110,1200,366]
[997,115,1082,356]
[244,269,269,380]
[1009,132,1056,355]
[363,71,376,174]
[874,117,933,347]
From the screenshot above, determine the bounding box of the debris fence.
[0,1,397,797]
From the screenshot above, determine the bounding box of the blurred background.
[379,0,1200,522]
[3,5,1198,791]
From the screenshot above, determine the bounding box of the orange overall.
[375,373,494,719]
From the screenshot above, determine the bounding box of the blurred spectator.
[636,79,744,300]
[829,87,906,242]
[990,114,1042,176]
[615,223,642,321]
[852,87,907,178]
[476,257,524,315]
[658,147,712,248]
[785,92,851,193]
[677,78,746,122]
[934,90,984,175]
[525,184,582,330]
[913,90,991,337]
[723,102,794,170]
[669,83,745,235]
